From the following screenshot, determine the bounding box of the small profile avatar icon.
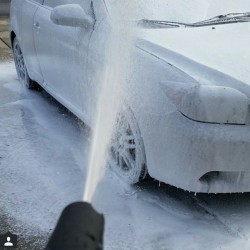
[4,237,13,247]
[0,231,17,249]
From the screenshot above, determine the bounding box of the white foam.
[83,1,138,202]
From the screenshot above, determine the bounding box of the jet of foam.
[83,1,138,202]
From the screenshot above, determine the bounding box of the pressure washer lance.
[46,202,105,250]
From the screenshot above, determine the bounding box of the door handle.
[34,22,40,31]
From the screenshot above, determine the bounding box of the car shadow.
[136,176,250,238]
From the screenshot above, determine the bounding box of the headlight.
[179,85,249,124]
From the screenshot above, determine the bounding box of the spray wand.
[45,202,105,250]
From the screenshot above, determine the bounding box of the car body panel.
[34,5,83,110]
[21,0,44,84]
[139,108,250,193]
[138,39,250,99]
[140,23,250,86]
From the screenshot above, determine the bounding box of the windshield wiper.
[138,19,185,28]
[139,12,250,29]
[193,12,250,26]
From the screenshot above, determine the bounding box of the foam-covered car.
[10,0,250,192]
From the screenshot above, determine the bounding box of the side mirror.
[51,4,93,29]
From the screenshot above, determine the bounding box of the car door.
[21,0,44,85]
[33,0,93,120]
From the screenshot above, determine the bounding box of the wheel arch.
[123,48,182,180]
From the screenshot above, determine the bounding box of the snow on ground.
[1,62,250,249]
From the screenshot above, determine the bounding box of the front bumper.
[143,111,250,193]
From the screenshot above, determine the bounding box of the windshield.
[105,0,250,25]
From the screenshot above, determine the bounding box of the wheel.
[109,107,147,184]
[13,37,35,89]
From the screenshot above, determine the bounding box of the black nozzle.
[46,202,104,250]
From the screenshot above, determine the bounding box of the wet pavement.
[0,17,39,250]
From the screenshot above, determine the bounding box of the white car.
[9,0,250,193]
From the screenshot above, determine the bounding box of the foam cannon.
[46,202,105,250]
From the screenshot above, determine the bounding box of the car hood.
[138,22,250,96]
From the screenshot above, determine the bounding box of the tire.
[13,37,36,89]
[109,106,147,184]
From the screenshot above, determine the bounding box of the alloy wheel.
[13,38,34,89]
[109,109,146,184]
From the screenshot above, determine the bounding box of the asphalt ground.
[0,16,44,250]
